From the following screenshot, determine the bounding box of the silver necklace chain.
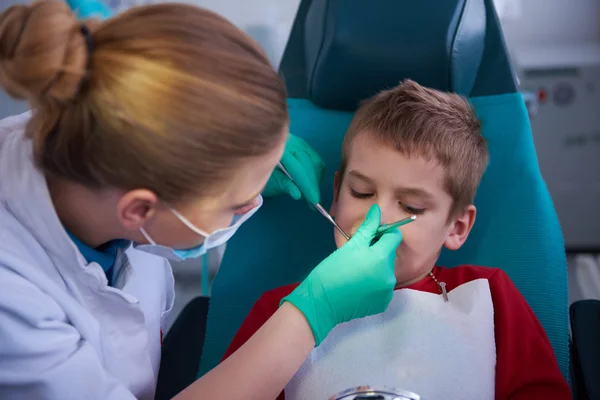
[429,270,449,302]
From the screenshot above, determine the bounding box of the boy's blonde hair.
[340,80,488,218]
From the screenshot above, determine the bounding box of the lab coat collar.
[0,112,82,264]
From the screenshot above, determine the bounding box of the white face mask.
[135,195,263,261]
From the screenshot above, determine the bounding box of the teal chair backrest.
[199,0,569,380]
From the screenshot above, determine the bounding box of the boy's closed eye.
[402,204,426,215]
[348,187,426,215]
[349,187,373,199]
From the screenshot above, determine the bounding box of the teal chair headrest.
[280,0,517,101]
[300,0,486,110]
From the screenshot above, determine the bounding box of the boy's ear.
[330,171,341,217]
[443,205,476,251]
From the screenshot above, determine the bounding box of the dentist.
[0,1,402,399]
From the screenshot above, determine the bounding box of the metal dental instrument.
[369,215,416,246]
[376,215,417,236]
[277,162,350,240]
[313,203,350,240]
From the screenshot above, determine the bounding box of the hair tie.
[78,25,94,95]
[80,25,94,57]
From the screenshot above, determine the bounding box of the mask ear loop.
[168,206,211,296]
[168,206,211,237]
[140,228,157,245]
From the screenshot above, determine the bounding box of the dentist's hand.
[263,134,325,205]
[281,204,402,346]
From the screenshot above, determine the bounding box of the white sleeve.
[0,268,137,399]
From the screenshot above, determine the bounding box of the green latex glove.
[263,134,325,205]
[281,204,402,346]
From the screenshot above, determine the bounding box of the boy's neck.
[395,267,435,289]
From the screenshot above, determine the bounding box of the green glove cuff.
[280,283,333,347]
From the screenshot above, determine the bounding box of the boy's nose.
[350,202,404,236]
[378,204,402,226]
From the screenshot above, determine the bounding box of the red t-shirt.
[222,265,570,399]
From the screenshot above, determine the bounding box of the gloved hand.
[263,134,325,205]
[281,204,402,346]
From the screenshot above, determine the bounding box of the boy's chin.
[393,255,438,287]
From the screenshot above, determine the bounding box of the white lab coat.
[0,113,175,399]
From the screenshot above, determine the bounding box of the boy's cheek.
[332,197,378,246]
[349,220,364,236]
[333,217,364,248]
[395,240,409,256]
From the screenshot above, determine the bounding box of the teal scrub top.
[67,231,129,286]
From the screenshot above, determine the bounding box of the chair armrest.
[155,296,210,400]
[570,300,600,399]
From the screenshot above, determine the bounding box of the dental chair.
[197,0,573,389]
[49,0,589,398]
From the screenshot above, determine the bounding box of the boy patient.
[223,80,570,400]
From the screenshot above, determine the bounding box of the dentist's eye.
[401,204,425,215]
[349,188,373,199]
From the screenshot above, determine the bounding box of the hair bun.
[0,0,90,104]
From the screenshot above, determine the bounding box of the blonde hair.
[341,79,487,218]
[0,0,288,203]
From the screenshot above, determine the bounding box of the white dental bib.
[285,279,496,400]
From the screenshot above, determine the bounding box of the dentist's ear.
[117,189,160,230]
[330,171,341,217]
[443,205,476,250]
